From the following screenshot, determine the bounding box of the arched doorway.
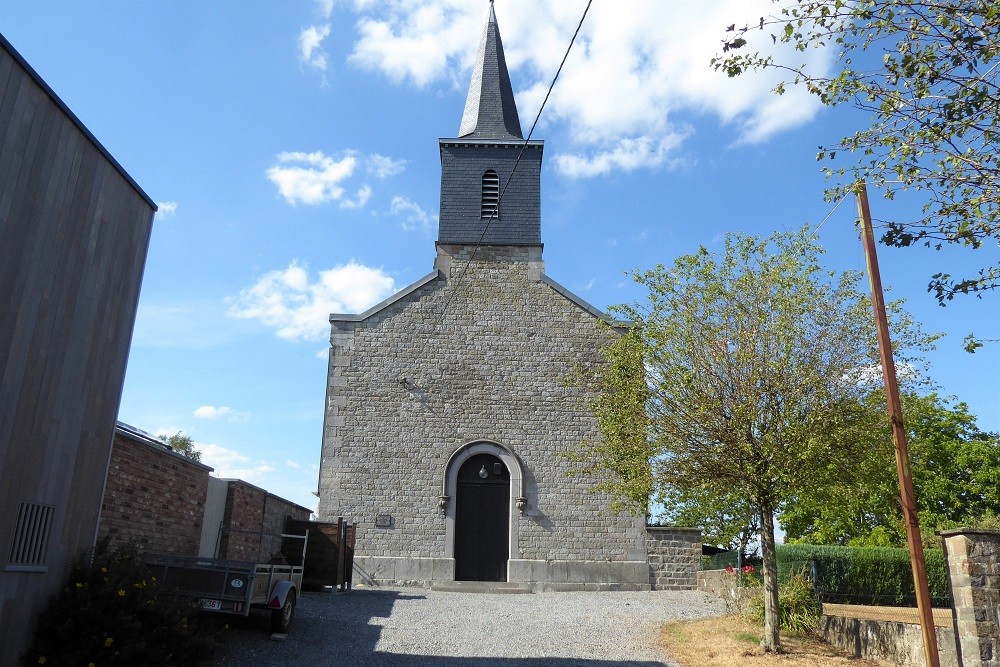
[455,453,510,581]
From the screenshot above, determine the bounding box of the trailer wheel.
[270,589,296,633]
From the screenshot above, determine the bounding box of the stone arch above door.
[441,440,525,563]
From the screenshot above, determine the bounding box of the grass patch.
[734,630,761,644]
[661,615,880,667]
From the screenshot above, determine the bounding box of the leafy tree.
[588,227,929,652]
[568,327,654,518]
[159,431,202,463]
[714,1,1000,320]
[657,483,760,557]
[782,392,1000,546]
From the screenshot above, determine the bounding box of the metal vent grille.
[481,170,499,219]
[8,502,55,567]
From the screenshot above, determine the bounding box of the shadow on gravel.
[212,589,668,667]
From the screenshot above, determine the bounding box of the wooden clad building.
[0,33,155,660]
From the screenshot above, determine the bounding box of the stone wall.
[818,614,958,667]
[318,244,649,588]
[218,480,311,562]
[98,427,211,556]
[941,528,1000,666]
[696,569,735,597]
[646,527,701,590]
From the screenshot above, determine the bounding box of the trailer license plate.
[202,599,222,610]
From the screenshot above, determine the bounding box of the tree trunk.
[759,506,782,653]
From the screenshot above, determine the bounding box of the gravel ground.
[211,586,724,667]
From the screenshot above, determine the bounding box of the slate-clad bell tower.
[438,1,543,247]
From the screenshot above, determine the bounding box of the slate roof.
[458,1,523,140]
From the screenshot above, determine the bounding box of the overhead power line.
[441,0,595,313]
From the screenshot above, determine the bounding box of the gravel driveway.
[212,587,723,667]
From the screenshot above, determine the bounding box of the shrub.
[748,571,821,634]
[21,538,219,666]
[776,543,950,607]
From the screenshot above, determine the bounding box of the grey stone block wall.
[818,615,958,667]
[941,528,1000,667]
[646,527,701,590]
[318,244,649,587]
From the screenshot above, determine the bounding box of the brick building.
[316,4,655,590]
[99,423,212,556]
[99,423,312,561]
[211,479,312,562]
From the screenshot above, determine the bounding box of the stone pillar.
[645,526,701,590]
[940,528,1000,666]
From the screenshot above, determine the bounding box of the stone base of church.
[350,556,651,591]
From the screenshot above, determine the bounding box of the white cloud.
[300,24,332,73]
[197,443,275,483]
[266,150,358,205]
[193,405,232,420]
[227,260,396,341]
[286,460,301,469]
[155,201,178,219]
[339,1,830,177]
[315,0,335,19]
[367,153,407,178]
[390,195,436,233]
[553,133,688,178]
[340,184,372,209]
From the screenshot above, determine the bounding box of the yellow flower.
[117,589,125,597]
[37,657,46,665]
[105,637,113,647]
[75,582,83,589]
[89,663,96,667]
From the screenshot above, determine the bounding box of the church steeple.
[458,1,523,140]
[438,0,543,248]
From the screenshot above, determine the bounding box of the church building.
[317,3,671,590]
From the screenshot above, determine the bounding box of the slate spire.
[458,1,523,140]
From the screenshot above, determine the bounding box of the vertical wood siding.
[0,37,155,661]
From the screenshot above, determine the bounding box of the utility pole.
[856,180,940,667]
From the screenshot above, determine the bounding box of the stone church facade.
[317,4,694,590]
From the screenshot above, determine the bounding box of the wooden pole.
[856,180,940,667]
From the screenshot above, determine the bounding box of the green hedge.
[776,543,951,608]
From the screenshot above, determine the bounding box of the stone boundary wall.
[646,527,701,590]
[819,613,958,667]
[696,569,735,597]
[99,428,211,556]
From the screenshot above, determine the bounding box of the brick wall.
[98,428,211,556]
[218,480,311,562]
[646,527,701,590]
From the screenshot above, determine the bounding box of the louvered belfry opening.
[481,169,500,219]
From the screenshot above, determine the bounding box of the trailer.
[143,530,307,633]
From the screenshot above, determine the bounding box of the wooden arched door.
[455,453,510,581]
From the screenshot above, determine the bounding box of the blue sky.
[2,1,996,513]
